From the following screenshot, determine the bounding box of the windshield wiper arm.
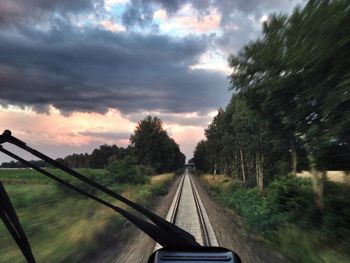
[0,181,36,263]
[0,130,200,263]
[0,145,194,247]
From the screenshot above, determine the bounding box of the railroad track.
[155,169,218,250]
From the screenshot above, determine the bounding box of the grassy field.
[0,168,175,263]
[0,168,106,184]
[201,174,350,263]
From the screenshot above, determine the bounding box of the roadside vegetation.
[193,1,350,262]
[201,174,350,263]
[0,168,176,263]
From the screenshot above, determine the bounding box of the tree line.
[1,116,185,174]
[194,0,350,209]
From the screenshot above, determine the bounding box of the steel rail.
[170,171,212,246]
[188,173,211,246]
[169,174,185,223]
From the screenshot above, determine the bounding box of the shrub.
[322,182,350,237]
[137,165,156,176]
[265,177,315,227]
[229,188,278,234]
[106,156,148,184]
[206,175,317,235]
[203,174,350,262]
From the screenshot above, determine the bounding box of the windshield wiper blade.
[0,130,200,251]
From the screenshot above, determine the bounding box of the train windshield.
[1,1,349,262]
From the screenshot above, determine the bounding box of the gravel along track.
[154,169,218,250]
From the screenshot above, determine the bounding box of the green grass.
[0,168,106,184]
[0,169,175,263]
[201,174,350,263]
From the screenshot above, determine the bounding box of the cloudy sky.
[0,0,303,162]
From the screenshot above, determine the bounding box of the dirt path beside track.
[192,175,285,263]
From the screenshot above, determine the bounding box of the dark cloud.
[122,0,155,28]
[120,0,303,28]
[213,0,304,53]
[120,0,303,56]
[0,23,229,114]
[0,0,303,116]
[0,0,103,27]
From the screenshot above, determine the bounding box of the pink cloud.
[0,106,208,161]
[0,106,135,147]
[154,5,221,33]
[167,125,205,159]
[100,19,125,32]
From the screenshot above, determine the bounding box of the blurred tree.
[230,0,350,208]
[89,144,132,168]
[130,116,185,172]
[193,140,211,172]
[196,0,350,208]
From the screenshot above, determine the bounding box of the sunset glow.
[0,105,213,160]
